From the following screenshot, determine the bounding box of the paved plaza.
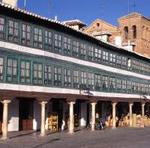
[0,128,150,148]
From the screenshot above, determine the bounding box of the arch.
[132,25,137,39]
[124,26,128,40]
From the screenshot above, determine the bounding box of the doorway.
[52,100,63,130]
[19,99,33,131]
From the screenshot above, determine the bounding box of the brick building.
[83,13,150,58]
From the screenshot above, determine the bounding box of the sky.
[18,0,150,26]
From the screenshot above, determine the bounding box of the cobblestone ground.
[0,128,150,148]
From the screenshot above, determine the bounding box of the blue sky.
[18,0,150,26]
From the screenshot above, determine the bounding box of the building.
[0,2,150,140]
[84,13,150,58]
[0,0,17,7]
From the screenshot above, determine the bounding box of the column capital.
[1,100,11,104]
[39,101,48,105]
[67,101,75,105]
[141,102,146,106]
[112,101,117,106]
[129,102,134,106]
[90,102,97,105]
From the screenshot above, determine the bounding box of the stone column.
[141,103,145,117]
[112,102,117,129]
[91,102,96,131]
[68,101,75,134]
[129,102,133,127]
[1,100,11,140]
[40,101,47,136]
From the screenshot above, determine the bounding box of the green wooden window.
[109,77,116,91]
[54,33,62,53]
[94,48,102,62]
[72,40,79,57]
[44,30,52,51]
[73,70,80,89]
[88,45,94,61]
[20,60,31,84]
[127,80,132,93]
[33,63,43,85]
[102,50,109,63]
[81,71,87,88]
[95,74,101,91]
[102,75,109,90]
[116,55,122,67]
[116,78,122,91]
[6,58,18,82]
[44,65,52,85]
[122,79,127,91]
[63,37,71,55]
[8,20,19,43]
[80,43,86,60]
[21,24,31,46]
[122,56,127,67]
[109,53,116,65]
[88,73,94,90]
[0,57,4,81]
[0,17,5,39]
[54,66,62,86]
[64,68,71,87]
[33,27,43,49]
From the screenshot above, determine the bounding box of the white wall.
[33,100,40,131]
[8,99,19,131]
[80,102,87,127]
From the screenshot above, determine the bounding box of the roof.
[0,2,149,62]
[63,19,86,26]
[119,12,150,22]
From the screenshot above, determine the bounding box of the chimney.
[2,0,17,7]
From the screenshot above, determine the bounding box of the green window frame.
[0,57,4,81]
[20,60,31,84]
[63,36,71,55]
[109,53,116,65]
[127,80,132,93]
[54,33,62,53]
[0,17,5,39]
[102,50,109,63]
[88,73,94,90]
[81,71,87,88]
[88,45,94,61]
[8,20,19,43]
[80,43,86,60]
[44,65,52,86]
[116,78,122,91]
[73,70,80,89]
[109,77,116,91]
[6,58,18,83]
[33,63,43,85]
[72,40,79,57]
[94,48,102,62]
[21,23,31,46]
[95,74,101,91]
[116,55,122,67]
[44,30,52,51]
[54,66,62,86]
[33,27,43,49]
[102,75,109,91]
[64,68,71,87]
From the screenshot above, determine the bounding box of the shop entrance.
[19,99,33,131]
[52,100,63,130]
[0,103,3,134]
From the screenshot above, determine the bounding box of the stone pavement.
[0,128,150,148]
